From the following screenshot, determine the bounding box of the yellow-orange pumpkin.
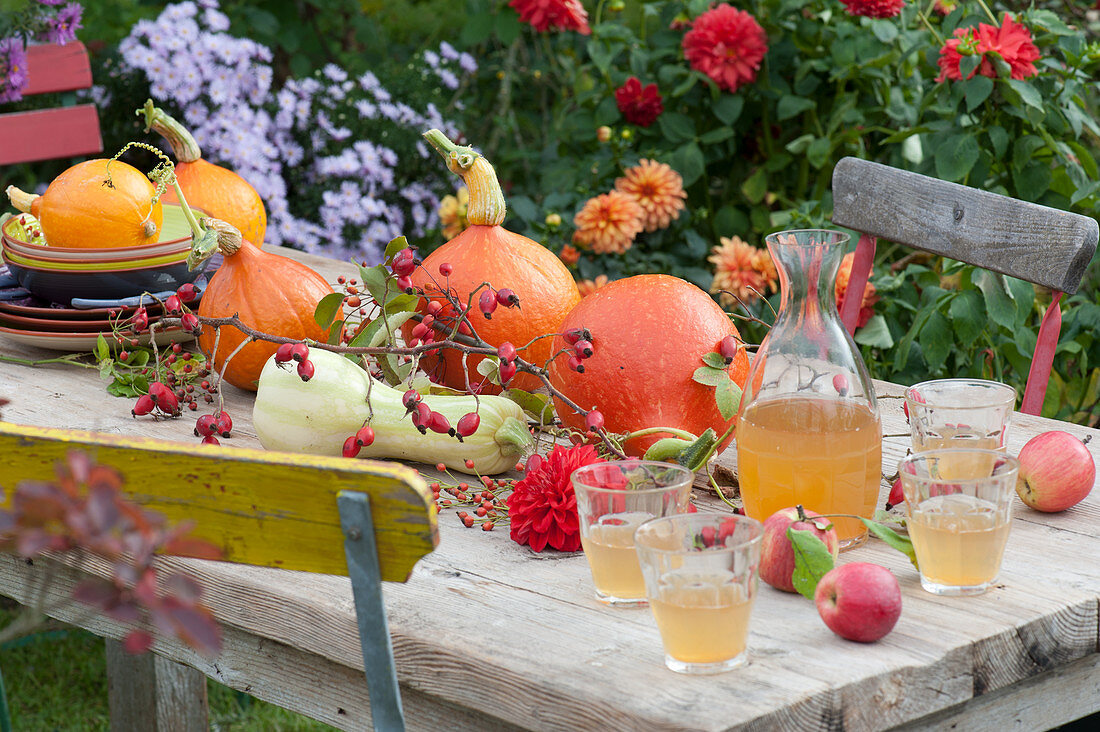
[409,131,580,392]
[197,220,332,391]
[141,101,267,247]
[5,159,163,249]
[547,274,751,456]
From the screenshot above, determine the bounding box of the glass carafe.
[735,230,881,550]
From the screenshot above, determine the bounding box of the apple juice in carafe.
[735,230,882,549]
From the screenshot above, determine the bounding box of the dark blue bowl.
[2,253,206,305]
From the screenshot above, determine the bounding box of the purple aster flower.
[438,41,459,61]
[436,69,459,90]
[42,3,82,46]
[423,50,440,69]
[459,52,477,73]
[357,71,380,93]
[37,0,65,6]
[203,9,230,32]
[354,99,376,119]
[164,2,198,21]
[322,63,347,83]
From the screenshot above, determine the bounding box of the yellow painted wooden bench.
[0,420,437,731]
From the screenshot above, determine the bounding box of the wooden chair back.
[0,42,103,166]
[1,420,437,732]
[831,156,1099,414]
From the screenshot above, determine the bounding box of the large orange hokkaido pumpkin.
[196,219,331,391]
[409,130,580,392]
[6,159,163,249]
[141,101,267,247]
[547,274,751,457]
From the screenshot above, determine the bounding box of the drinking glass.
[905,379,1016,456]
[736,229,881,549]
[572,461,694,607]
[634,513,763,674]
[898,449,1019,596]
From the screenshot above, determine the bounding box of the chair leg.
[105,639,207,732]
[840,233,877,336]
[338,491,406,732]
[1020,291,1064,415]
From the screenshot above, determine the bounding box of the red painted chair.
[831,156,1099,415]
[0,41,103,166]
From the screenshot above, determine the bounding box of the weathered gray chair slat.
[831,156,1099,414]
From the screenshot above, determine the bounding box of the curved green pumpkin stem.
[423,129,506,227]
[138,99,202,164]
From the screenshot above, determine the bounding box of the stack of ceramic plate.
[0,204,206,303]
[0,204,216,353]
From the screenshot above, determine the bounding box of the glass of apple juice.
[634,513,764,674]
[905,379,1015,479]
[898,450,1020,596]
[572,461,694,607]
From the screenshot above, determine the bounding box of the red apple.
[1015,431,1095,512]
[814,562,902,643]
[759,506,839,593]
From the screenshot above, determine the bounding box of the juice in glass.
[908,494,1010,587]
[913,427,1000,479]
[580,518,648,600]
[737,396,881,548]
[649,571,752,665]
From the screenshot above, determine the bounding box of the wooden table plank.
[3,246,1100,731]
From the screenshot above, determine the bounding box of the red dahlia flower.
[615,76,664,127]
[840,0,905,19]
[682,5,768,94]
[509,0,591,36]
[507,444,604,552]
[937,13,1040,82]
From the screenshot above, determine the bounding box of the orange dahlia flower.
[572,191,644,254]
[577,274,609,298]
[614,159,687,232]
[835,252,879,328]
[438,187,469,240]
[559,244,580,266]
[708,235,777,307]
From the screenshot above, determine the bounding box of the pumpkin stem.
[423,129,506,227]
[139,99,202,164]
[5,186,37,215]
[204,218,244,256]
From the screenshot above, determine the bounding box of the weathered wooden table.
[2,248,1098,731]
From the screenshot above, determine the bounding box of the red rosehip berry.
[275,342,295,364]
[413,402,432,432]
[499,360,517,384]
[176,283,198,303]
[119,350,130,361]
[297,359,315,381]
[438,262,453,277]
[181,312,200,332]
[201,434,220,446]
[411,322,431,340]
[164,295,182,314]
[563,328,584,345]
[132,394,155,417]
[427,411,452,435]
[567,354,585,373]
[573,339,594,359]
[718,335,740,364]
[343,435,362,458]
[402,388,421,412]
[214,410,233,437]
[132,307,149,333]
[355,425,375,447]
[194,414,217,437]
[464,459,475,470]
[496,342,516,363]
[456,412,480,439]
[585,409,605,432]
[496,288,520,308]
[833,373,850,397]
[426,300,443,316]
[290,343,309,362]
[479,289,497,319]
[396,275,413,293]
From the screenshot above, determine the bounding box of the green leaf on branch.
[384,236,408,260]
[314,292,345,329]
[964,76,993,112]
[860,519,918,570]
[854,314,894,348]
[94,334,109,363]
[713,95,743,125]
[502,389,555,423]
[715,378,742,420]
[692,365,728,386]
[702,352,728,369]
[789,528,836,600]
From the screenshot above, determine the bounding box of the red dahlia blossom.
[509,0,591,36]
[507,444,604,552]
[615,76,664,127]
[937,14,1040,82]
[682,5,768,94]
[839,0,905,19]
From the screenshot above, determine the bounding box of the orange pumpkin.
[141,101,267,247]
[197,219,332,391]
[547,274,751,457]
[5,159,163,249]
[410,130,580,392]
